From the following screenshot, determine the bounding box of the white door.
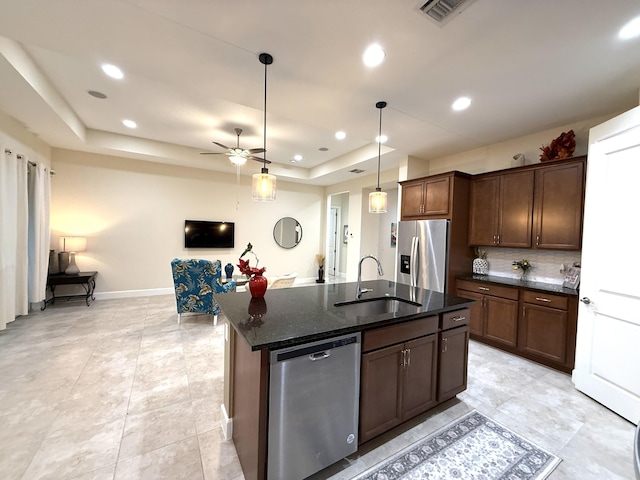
[327,206,339,277]
[572,105,640,425]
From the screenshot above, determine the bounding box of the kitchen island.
[216,280,474,480]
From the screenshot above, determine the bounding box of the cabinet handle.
[401,349,406,367]
[492,234,497,245]
[442,338,448,353]
[497,234,500,245]
[535,297,551,303]
[536,235,540,246]
[451,316,466,322]
[406,348,411,367]
[478,286,490,291]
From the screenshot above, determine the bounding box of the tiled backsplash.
[480,247,581,285]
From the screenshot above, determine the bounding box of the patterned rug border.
[352,410,562,480]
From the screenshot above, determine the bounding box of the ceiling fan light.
[252,169,276,202]
[230,155,247,166]
[369,189,388,213]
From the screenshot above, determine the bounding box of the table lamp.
[60,236,87,275]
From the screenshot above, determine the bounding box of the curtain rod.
[5,148,56,175]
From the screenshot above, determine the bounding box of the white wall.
[0,111,51,167]
[51,149,324,295]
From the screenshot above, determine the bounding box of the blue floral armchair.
[171,258,236,326]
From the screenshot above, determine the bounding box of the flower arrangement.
[512,259,531,272]
[539,130,575,162]
[474,247,487,260]
[316,254,325,268]
[512,259,532,280]
[237,243,265,277]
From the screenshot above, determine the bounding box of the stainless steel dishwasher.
[268,332,361,480]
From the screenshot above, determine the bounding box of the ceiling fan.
[200,127,271,166]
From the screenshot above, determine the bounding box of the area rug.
[353,410,561,480]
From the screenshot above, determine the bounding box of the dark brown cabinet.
[533,160,585,250]
[359,317,438,444]
[456,279,519,347]
[468,171,534,248]
[438,309,470,402]
[456,278,579,373]
[400,171,473,295]
[400,175,451,218]
[468,157,586,251]
[519,290,575,366]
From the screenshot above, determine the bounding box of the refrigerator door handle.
[411,236,419,287]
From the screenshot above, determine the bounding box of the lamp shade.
[369,190,388,213]
[252,170,277,202]
[60,236,87,253]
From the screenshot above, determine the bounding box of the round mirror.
[273,217,302,249]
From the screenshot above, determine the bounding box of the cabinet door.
[456,289,484,336]
[402,335,438,420]
[468,176,499,246]
[484,296,519,347]
[401,181,425,218]
[359,344,403,443]
[534,160,585,250]
[424,176,450,216]
[498,170,534,247]
[519,303,568,364]
[438,325,469,402]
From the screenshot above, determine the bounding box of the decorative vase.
[248,274,268,298]
[520,270,529,282]
[316,266,325,284]
[472,258,489,275]
[224,263,234,280]
[48,249,59,274]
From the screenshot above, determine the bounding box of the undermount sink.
[334,297,421,316]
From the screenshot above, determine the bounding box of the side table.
[42,271,98,310]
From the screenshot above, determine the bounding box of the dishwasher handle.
[309,351,331,361]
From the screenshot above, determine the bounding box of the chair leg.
[214,314,218,326]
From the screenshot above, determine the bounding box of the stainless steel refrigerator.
[396,219,449,293]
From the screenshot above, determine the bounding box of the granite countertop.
[457,274,579,297]
[215,279,474,351]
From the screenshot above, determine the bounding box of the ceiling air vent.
[349,169,365,174]
[418,0,478,25]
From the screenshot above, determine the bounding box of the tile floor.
[0,294,636,480]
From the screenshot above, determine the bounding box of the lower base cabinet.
[456,278,578,373]
[359,310,469,444]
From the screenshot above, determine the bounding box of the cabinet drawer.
[441,309,470,330]
[363,316,438,353]
[456,280,519,301]
[522,291,568,310]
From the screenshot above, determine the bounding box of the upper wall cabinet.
[533,160,585,250]
[400,171,471,220]
[468,156,586,250]
[468,170,534,248]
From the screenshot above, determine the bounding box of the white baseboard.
[94,287,173,300]
[220,403,233,441]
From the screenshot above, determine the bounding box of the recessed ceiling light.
[452,96,472,111]
[102,63,124,79]
[335,131,346,140]
[122,119,137,129]
[294,154,303,161]
[87,90,107,99]
[376,134,388,144]
[619,16,640,40]
[363,44,385,67]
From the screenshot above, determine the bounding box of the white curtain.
[0,148,40,330]
[28,162,50,304]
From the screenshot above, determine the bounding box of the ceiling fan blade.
[212,141,232,150]
[199,152,226,155]
[248,155,272,164]
[247,148,266,154]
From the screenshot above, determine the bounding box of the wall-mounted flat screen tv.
[184,220,234,248]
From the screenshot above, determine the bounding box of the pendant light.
[252,52,277,202]
[369,101,388,213]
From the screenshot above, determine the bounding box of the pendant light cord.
[263,59,267,172]
[375,101,386,191]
